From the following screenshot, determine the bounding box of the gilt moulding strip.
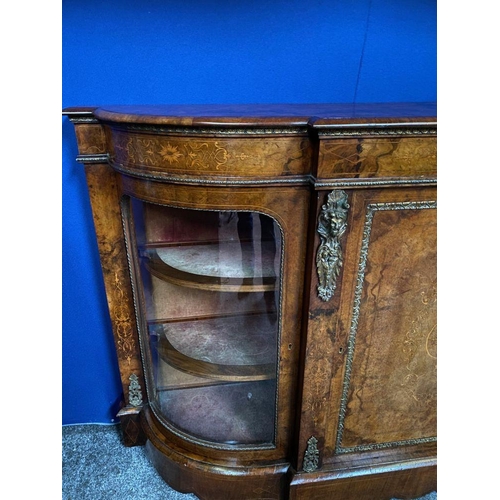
[76,154,109,163]
[67,116,99,124]
[315,123,436,138]
[112,123,308,136]
[110,161,311,186]
[314,178,437,189]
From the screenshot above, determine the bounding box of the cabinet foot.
[117,405,146,447]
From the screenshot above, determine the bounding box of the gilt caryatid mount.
[316,190,349,302]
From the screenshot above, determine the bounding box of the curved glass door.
[129,199,282,446]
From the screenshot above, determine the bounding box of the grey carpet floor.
[62,424,437,500]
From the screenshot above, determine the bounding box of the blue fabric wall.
[62,0,436,424]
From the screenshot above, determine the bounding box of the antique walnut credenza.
[63,103,437,500]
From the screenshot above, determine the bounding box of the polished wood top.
[63,102,436,127]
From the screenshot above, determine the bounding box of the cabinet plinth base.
[146,441,288,500]
[288,459,437,500]
[141,406,289,500]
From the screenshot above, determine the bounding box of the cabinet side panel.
[84,163,146,414]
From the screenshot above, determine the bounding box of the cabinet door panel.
[337,191,436,451]
[120,176,310,463]
[128,200,282,447]
[299,187,437,469]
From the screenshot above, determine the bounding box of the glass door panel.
[129,199,282,446]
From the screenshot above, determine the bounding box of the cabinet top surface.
[63,102,436,127]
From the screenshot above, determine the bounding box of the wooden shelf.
[151,313,277,383]
[155,353,234,391]
[143,241,277,292]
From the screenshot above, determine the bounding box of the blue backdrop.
[62,0,436,424]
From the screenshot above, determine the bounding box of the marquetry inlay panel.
[106,128,312,179]
[318,137,437,179]
[74,123,107,155]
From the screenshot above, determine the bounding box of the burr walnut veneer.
[64,103,437,500]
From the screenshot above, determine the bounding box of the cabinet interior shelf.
[151,313,277,383]
[143,242,277,292]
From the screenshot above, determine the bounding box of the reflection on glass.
[129,200,281,446]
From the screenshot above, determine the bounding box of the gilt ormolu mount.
[64,103,437,500]
[316,189,349,302]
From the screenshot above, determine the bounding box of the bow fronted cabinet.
[63,104,437,500]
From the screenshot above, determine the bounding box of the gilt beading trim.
[314,178,437,189]
[316,122,436,137]
[107,123,307,136]
[110,161,310,186]
[67,116,99,124]
[76,154,109,163]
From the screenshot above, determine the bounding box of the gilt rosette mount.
[316,190,349,301]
